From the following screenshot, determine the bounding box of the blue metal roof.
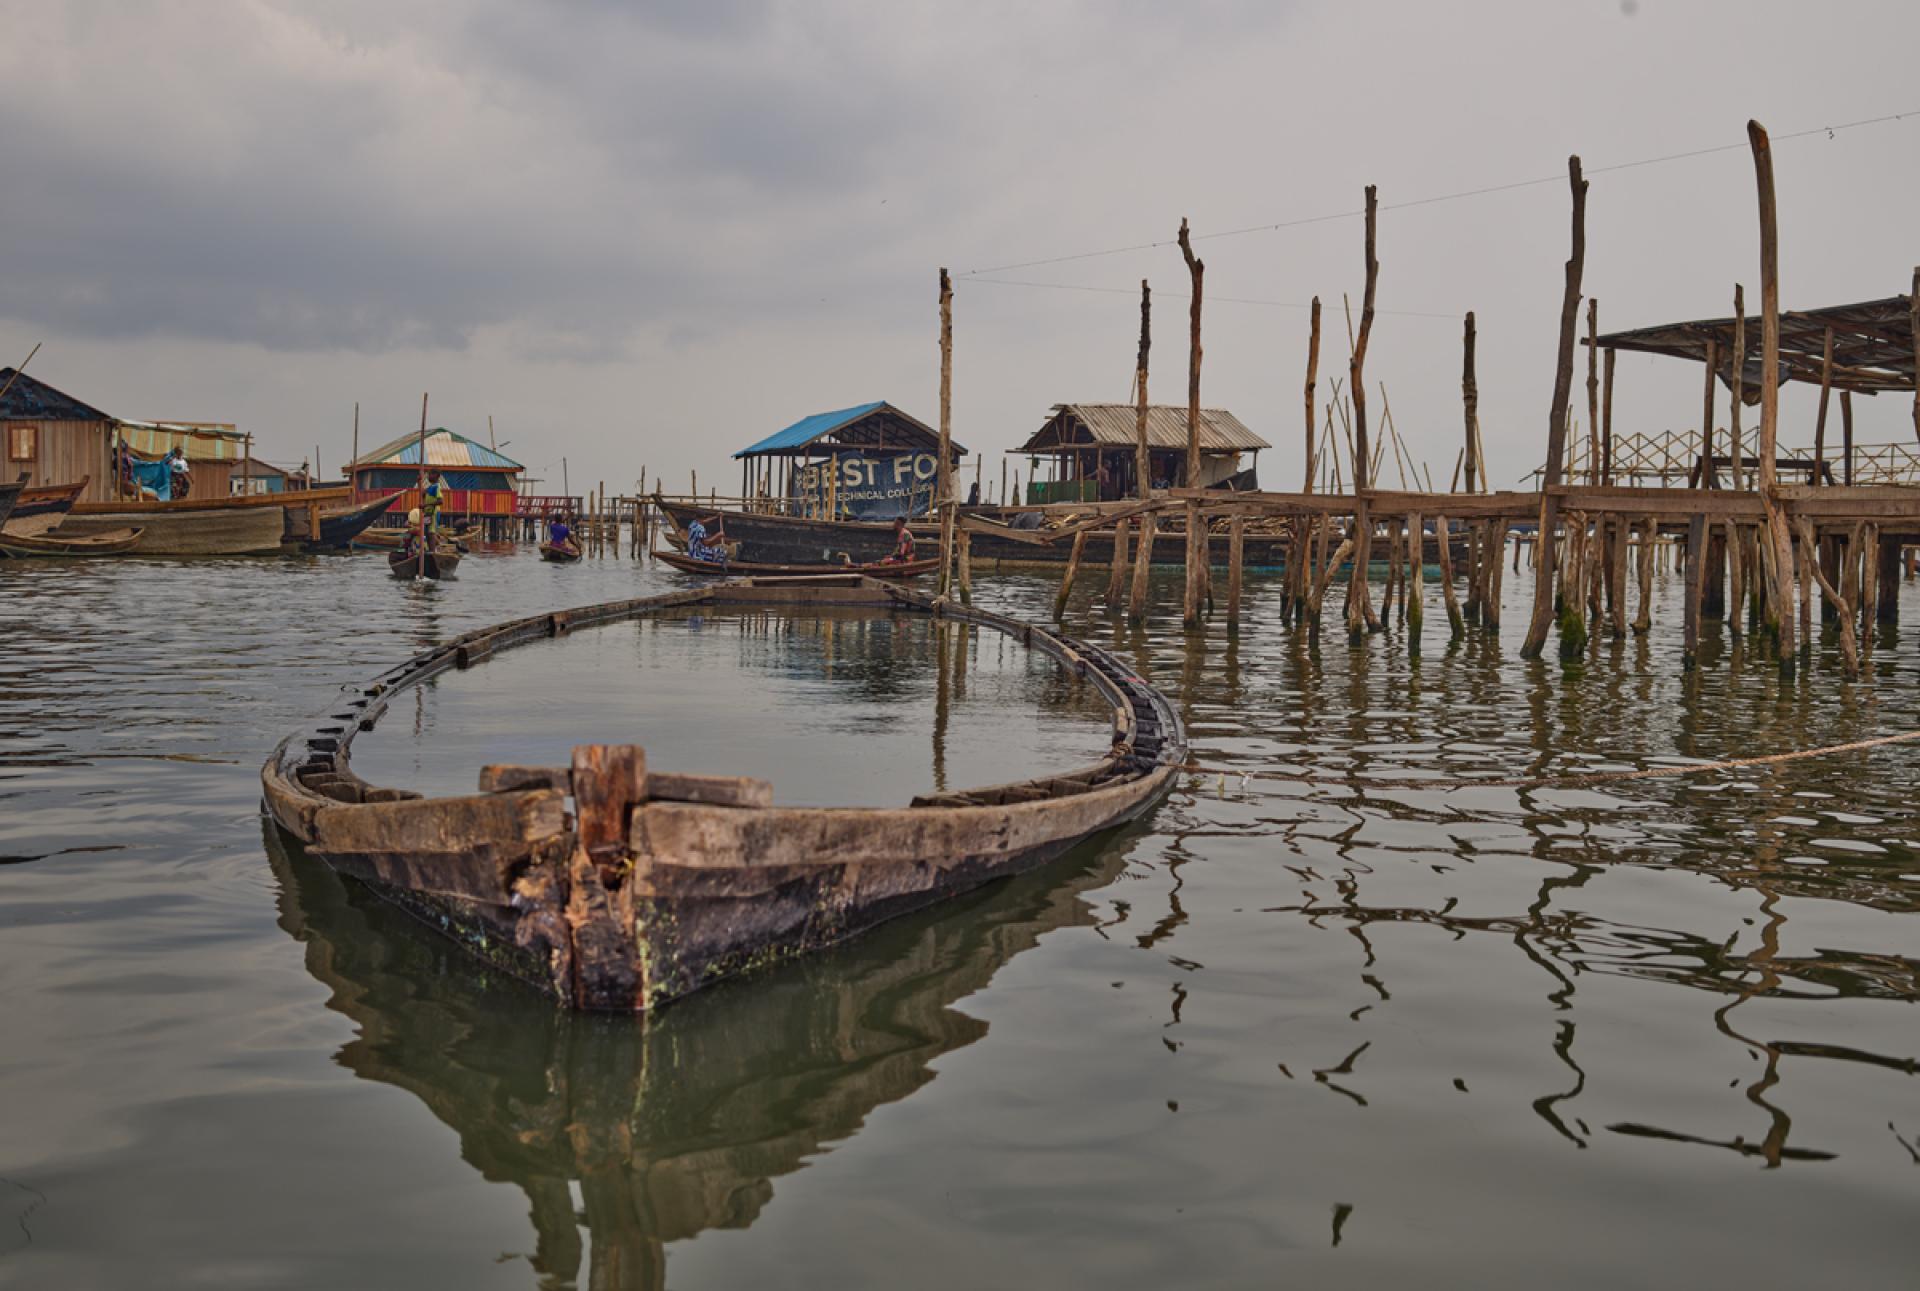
[733,402,888,459]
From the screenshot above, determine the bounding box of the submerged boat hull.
[654,549,937,580]
[260,577,1186,1012]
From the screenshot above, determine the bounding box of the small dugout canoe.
[0,512,144,557]
[260,575,1187,1013]
[539,543,582,563]
[388,547,461,580]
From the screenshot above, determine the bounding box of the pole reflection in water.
[266,816,1137,1290]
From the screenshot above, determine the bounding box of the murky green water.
[2,544,1916,1289]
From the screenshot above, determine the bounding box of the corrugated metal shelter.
[731,402,966,520]
[348,427,524,520]
[1019,403,1271,502]
[1594,294,1917,398]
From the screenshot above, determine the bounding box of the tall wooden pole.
[350,402,360,497]
[1813,326,1835,484]
[1729,284,1746,491]
[1303,297,1322,492]
[1585,299,1600,484]
[416,393,429,567]
[938,268,955,599]
[1749,120,1795,660]
[1520,156,1588,660]
[1699,339,1718,488]
[1135,280,1152,501]
[1346,186,1380,643]
[1177,219,1205,626]
[1910,266,1920,445]
[1842,390,1855,485]
[1601,347,1616,486]
[1461,312,1478,492]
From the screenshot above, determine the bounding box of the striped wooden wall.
[5,420,113,500]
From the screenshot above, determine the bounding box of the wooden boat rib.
[260,575,1187,1012]
[0,512,144,557]
[654,549,939,580]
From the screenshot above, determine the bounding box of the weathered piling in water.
[1750,121,1797,666]
[1346,187,1381,644]
[1178,219,1206,628]
[1521,157,1588,660]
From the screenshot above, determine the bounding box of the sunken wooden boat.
[653,548,938,580]
[0,512,144,557]
[260,575,1187,1012]
[539,542,582,563]
[387,546,461,580]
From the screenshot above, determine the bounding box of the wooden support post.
[1813,326,1835,483]
[1435,514,1463,639]
[1347,186,1381,642]
[1383,518,1404,630]
[1795,518,1812,652]
[1585,299,1600,484]
[1521,157,1587,659]
[1725,522,1744,643]
[1558,512,1589,659]
[1484,522,1506,632]
[1602,346,1616,486]
[1729,284,1746,492]
[957,528,973,605]
[1683,513,1707,667]
[1874,529,1898,625]
[1106,518,1131,607]
[1136,280,1153,501]
[1799,518,1858,676]
[1405,511,1425,654]
[1177,220,1206,626]
[1304,297,1322,492]
[1226,516,1245,627]
[1632,517,1655,635]
[1841,391,1855,486]
[1749,122,1796,663]
[1698,337,1719,489]
[1912,266,1920,447]
[1461,312,1478,492]
[937,269,956,598]
[1608,518,1628,638]
[1129,517,1155,622]
[1054,529,1087,621]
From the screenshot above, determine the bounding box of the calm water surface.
[2,544,1916,1289]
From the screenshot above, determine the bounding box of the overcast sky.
[2,0,1916,496]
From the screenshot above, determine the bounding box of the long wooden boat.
[260,576,1187,1012]
[13,477,87,521]
[539,542,582,563]
[0,512,144,557]
[282,492,394,551]
[655,496,1467,571]
[388,547,461,580]
[354,523,482,552]
[60,486,356,555]
[654,549,938,580]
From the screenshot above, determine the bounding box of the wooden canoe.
[388,547,461,580]
[13,477,87,521]
[0,512,144,557]
[654,549,939,580]
[355,523,481,551]
[539,543,582,563]
[260,576,1187,1013]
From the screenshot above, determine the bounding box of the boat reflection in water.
[266,816,1134,1289]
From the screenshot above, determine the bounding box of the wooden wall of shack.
[5,418,115,501]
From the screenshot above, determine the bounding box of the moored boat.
[12,477,88,521]
[654,548,938,580]
[283,493,395,551]
[259,575,1186,1012]
[388,546,461,580]
[60,486,358,555]
[354,523,481,551]
[0,512,144,557]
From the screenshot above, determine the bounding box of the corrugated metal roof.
[1023,403,1271,453]
[733,402,888,458]
[349,427,523,471]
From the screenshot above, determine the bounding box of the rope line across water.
[1180,728,1920,793]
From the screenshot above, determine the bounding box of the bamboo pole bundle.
[1521,157,1588,659]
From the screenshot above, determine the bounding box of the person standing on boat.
[687,514,728,565]
[421,470,447,532]
[165,447,191,501]
[881,515,915,565]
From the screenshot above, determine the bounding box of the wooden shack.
[2,368,115,499]
[349,426,523,522]
[731,401,966,520]
[1018,403,1269,503]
